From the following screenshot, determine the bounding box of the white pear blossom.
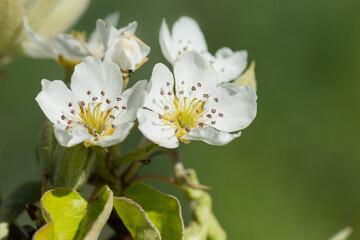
[159,16,248,84]
[137,51,257,149]
[23,12,120,66]
[36,56,147,147]
[97,18,150,74]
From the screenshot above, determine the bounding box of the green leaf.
[124,183,184,240]
[0,179,41,223]
[113,197,161,240]
[33,185,113,240]
[0,222,9,240]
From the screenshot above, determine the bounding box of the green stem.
[113,142,158,168]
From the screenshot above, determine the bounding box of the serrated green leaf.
[113,197,161,240]
[124,183,184,240]
[33,185,113,240]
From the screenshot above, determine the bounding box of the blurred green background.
[1,0,360,239]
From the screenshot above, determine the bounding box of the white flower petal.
[119,21,137,35]
[172,16,207,54]
[114,80,148,125]
[36,79,78,125]
[212,47,248,84]
[137,108,179,149]
[134,36,150,60]
[174,51,217,99]
[143,63,175,115]
[205,84,257,132]
[71,56,123,109]
[53,124,90,147]
[96,122,134,147]
[23,19,57,59]
[51,34,89,60]
[183,127,241,145]
[159,19,176,64]
[96,19,121,48]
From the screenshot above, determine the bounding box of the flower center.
[161,97,205,143]
[79,102,116,138]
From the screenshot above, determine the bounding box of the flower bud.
[0,0,90,67]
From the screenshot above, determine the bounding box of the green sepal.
[0,179,41,223]
[115,183,184,240]
[53,144,94,190]
[33,185,113,240]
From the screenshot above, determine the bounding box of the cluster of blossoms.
[32,15,257,149]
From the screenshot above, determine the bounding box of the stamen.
[111,124,116,128]
[185,127,191,132]
[183,46,187,51]
[87,91,91,95]
[67,120,72,124]
[61,115,66,120]
[65,126,71,131]
[181,81,185,84]
[198,122,204,128]
[206,114,212,118]
[175,128,179,133]
[164,105,169,110]
[191,86,196,91]
[106,99,111,104]
[179,90,184,94]
[203,94,209,98]
[158,114,163,119]
[122,106,127,110]
[160,90,164,95]
[101,91,105,96]
[92,97,97,101]
[117,97,122,101]
[197,82,201,87]
[70,110,75,114]
[68,102,72,107]
[214,98,218,102]
[166,82,170,86]
[219,113,224,117]
[110,115,115,119]
[80,101,85,106]
[211,109,216,113]
[211,121,216,124]
[114,106,119,110]
[168,91,172,95]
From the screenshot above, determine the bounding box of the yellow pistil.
[79,103,116,140]
[162,97,205,143]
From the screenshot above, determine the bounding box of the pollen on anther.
[218,113,224,117]
[117,97,122,101]
[122,106,126,110]
[80,101,85,106]
[211,109,216,113]
[92,97,97,101]
[111,124,116,128]
[110,115,115,119]
[185,127,191,132]
[102,125,106,130]
[164,105,169,110]
[101,91,105,96]
[114,106,119,110]
[158,114,162,119]
[68,102,72,107]
[70,110,75,114]
[206,114,212,118]
[214,98,219,102]
[166,82,170,86]
[87,91,91,95]
[106,99,111,104]
[181,81,185,84]
[168,91,172,95]
[211,121,216,125]
[92,131,97,136]
[183,46,187,51]
[84,124,89,128]
[170,119,175,123]
[191,86,196,91]
[65,126,71,131]
[61,115,66,120]
[160,90,164,95]
[175,128,179,133]
[179,90,184,94]
[203,94,209,98]
[67,120,72,124]
[197,82,201,87]
[198,122,204,128]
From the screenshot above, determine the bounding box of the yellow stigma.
[79,103,116,140]
[162,97,205,143]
